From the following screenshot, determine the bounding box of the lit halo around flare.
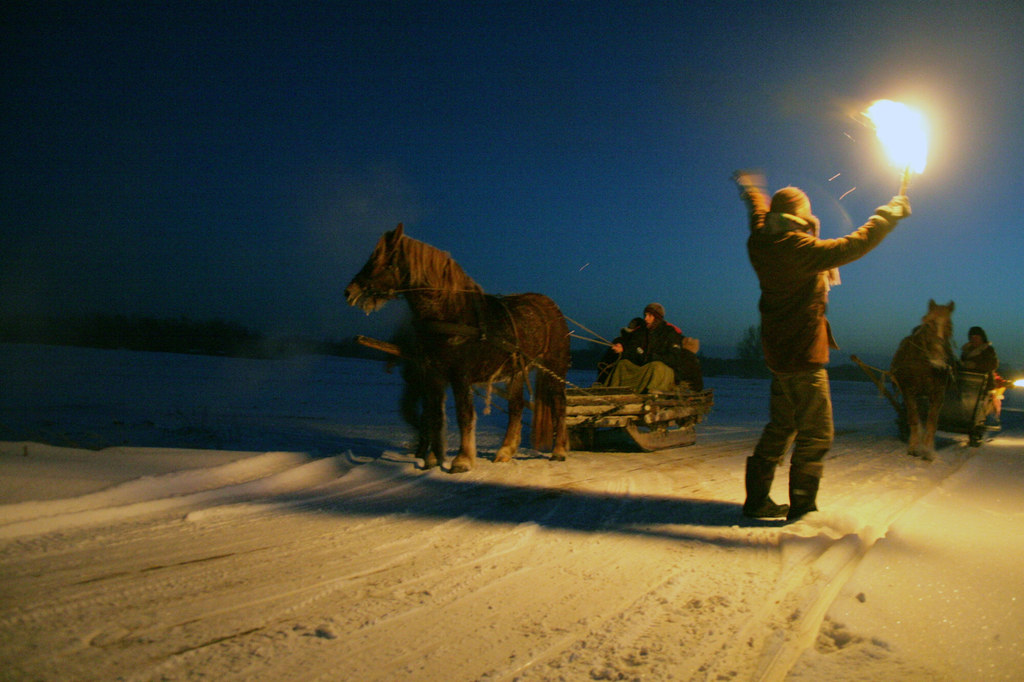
[866,100,929,174]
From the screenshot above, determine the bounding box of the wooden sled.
[565,385,713,451]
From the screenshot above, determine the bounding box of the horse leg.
[421,379,447,470]
[921,385,944,460]
[550,385,568,461]
[399,370,430,460]
[904,393,923,457]
[495,374,525,463]
[449,379,478,473]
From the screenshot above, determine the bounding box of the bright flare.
[866,100,929,175]
[1014,379,1024,389]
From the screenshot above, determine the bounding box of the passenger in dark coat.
[597,317,644,384]
[602,303,702,392]
[735,171,910,521]
[960,325,1003,420]
[960,326,998,374]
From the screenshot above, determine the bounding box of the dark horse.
[345,224,570,472]
[890,299,955,460]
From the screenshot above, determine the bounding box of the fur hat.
[770,186,812,220]
[765,186,822,239]
[644,302,665,320]
[968,326,988,342]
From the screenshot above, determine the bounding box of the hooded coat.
[960,341,998,374]
[741,186,900,373]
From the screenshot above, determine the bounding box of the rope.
[570,332,612,347]
[564,315,611,346]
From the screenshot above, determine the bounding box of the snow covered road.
[2,344,1022,680]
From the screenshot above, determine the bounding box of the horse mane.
[398,235,484,310]
[908,305,953,369]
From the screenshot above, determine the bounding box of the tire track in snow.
[106,481,561,681]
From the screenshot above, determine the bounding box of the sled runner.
[564,385,714,451]
[851,355,998,447]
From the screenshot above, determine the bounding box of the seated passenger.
[601,303,703,392]
[960,326,998,374]
[960,325,1003,421]
[597,317,644,384]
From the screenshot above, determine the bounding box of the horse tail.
[531,369,558,451]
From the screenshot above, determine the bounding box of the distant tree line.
[0,313,427,361]
[0,313,268,357]
[0,313,894,381]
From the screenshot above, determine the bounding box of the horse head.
[923,298,955,340]
[345,223,407,313]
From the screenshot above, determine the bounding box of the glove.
[874,195,911,224]
[732,169,765,194]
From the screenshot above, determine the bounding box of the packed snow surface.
[2,343,1023,681]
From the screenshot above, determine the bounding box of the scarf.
[763,212,842,289]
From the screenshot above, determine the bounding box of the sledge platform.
[565,385,713,451]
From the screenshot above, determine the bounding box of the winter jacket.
[960,342,998,374]
[620,319,690,382]
[742,187,899,373]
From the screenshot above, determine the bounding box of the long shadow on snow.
[281,463,785,548]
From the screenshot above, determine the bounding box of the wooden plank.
[356,335,405,358]
[566,386,636,397]
[566,403,645,417]
[566,393,647,406]
[850,354,903,415]
[566,416,634,428]
[643,405,705,423]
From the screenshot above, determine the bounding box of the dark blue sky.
[3,1,1023,366]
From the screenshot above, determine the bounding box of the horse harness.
[417,295,567,389]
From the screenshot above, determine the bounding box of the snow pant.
[602,359,676,394]
[749,368,833,518]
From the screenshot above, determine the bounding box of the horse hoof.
[550,452,567,462]
[422,457,442,469]
[909,447,934,461]
[494,447,515,463]
[449,458,473,474]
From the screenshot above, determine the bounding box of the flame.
[866,100,928,174]
[1014,378,1024,389]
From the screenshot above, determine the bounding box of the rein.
[906,323,953,371]
[564,315,613,347]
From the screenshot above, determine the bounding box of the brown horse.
[345,224,570,472]
[890,299,955,460]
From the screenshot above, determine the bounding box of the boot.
[743,456,789,518]
[787,465,821,522]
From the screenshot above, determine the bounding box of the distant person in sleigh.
[960,325,1005,424]
[598,302,702,392]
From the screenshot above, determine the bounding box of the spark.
[578,263,590,272]
[828,173,841,181]
[839,187,856,200]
